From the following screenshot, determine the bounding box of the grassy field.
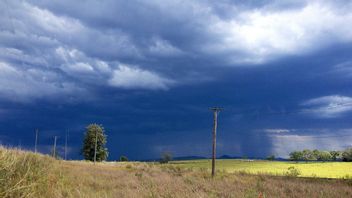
[170,159,352,179]
[1,147,352,198]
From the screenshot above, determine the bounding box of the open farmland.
[170,159,352,179]
[2,147,352,198]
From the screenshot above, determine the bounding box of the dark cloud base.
[1,0,352,159]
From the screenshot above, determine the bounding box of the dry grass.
[0,147,61,198]
[1,147,352,198]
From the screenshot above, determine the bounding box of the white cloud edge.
[301,95,352,118]
[108,64,174,90]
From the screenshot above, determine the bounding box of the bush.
[160,152,172,164]
[342,148,352,162]
[120,155,128,162]
[285,166,301,177]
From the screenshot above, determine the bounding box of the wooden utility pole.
[210,107,222,177]
[64,129,69,160]
[53,136,57,158]
[94,130,98,163]
[34,129,38,153]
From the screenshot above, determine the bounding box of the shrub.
[120,155,128,162]
[125,164,133,169]
[285,166,301,177]
[160,152,172,164]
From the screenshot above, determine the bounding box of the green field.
[170,159,352,179]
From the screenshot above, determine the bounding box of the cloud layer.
[1,0,352,159]
[1,0,352,101]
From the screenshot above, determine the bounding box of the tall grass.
[0,147,60,198]
[1,147,352,197]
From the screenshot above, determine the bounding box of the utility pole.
[64,129,69,160]
[35,129,38,153]
[210,107,222,177]
[94,130,98,163]
[53,136,57,158]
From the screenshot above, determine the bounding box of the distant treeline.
[289,148,352,162]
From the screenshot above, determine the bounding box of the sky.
[1,0,352,160]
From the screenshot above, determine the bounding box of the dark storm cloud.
[1,0,352,159]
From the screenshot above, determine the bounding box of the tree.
[266,155,275,161]
[317,151,332,161]
[312,149,321,160]
[160,152,172,164]
[81,124,108,162]
[289,151,303,161]
[302,149,316,161]
[330,151,341,161]
[342,148,352,162]
[120,155,128,162]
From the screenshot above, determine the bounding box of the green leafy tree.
[302,149,316,161]
[342,148,352,162]
[317,151,332,161]
[312,149,321,160]
[289,151,303,161]
[81,124,108,162]
[266,155,275,161]
[160,152,172,164]
[330,151,341,161]
[120,155,128,162]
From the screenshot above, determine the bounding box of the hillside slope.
[1,147,352,198]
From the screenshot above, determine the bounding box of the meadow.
[1,147,352,198]
[170,159,352,179]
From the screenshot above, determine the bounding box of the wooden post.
[210,107,222,177]
[53,136,57,158]
[64,129,68,160]
[35,129,38,153]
